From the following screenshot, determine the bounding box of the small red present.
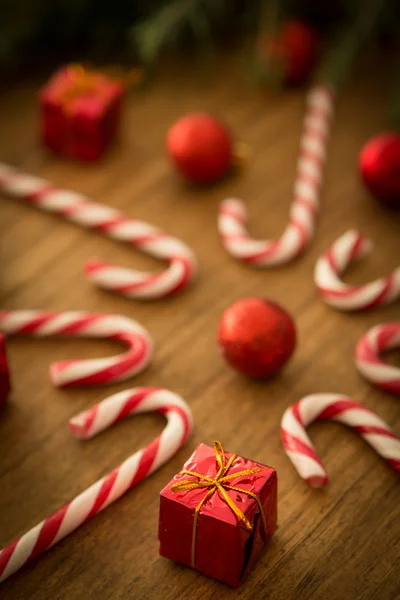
[0,334,11,408]
[39,64,125,161]
[159,441,277,587]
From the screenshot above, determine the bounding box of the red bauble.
[217,297,296,379]
[167,113,233,184]
[259,20,319,85]
[359,132,400,209]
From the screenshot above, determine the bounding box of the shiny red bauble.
[167,113,233,184]
[359,132,400,209]
[217,297,296,379]
[259,20,319,85]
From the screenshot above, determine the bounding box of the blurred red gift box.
[39,64,125,161]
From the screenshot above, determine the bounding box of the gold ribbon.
[57,64,143,115]
[61,64,98,107]
[171,441,267,567]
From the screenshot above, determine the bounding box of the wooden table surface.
[1,59,399,600]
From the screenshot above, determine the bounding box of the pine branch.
[317,0,389,90]
[131,0,225,65]
[249,0,283,86]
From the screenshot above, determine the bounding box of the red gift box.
[0,334,11,408]
[159,442,277,587]
[39,65,124,161]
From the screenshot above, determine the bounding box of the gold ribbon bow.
[63,63,142,97]
[57,64,142,115]
[61,64,99,108]
[171,441,267,566]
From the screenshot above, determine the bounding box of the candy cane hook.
[281,393,400,487]
[0,387,193,582]
[314,229,400,311]
[355,323,400,395]
[218,85,334,266]
[0,310,153,387]
[0,163,197,299]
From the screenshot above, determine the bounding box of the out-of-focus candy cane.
[355,323,400,395]
[314,229,400,311]
[0,310,153,387]
[219,85,334,266]
[0,163,197,299]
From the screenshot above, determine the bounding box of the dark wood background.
[1,57,399,600]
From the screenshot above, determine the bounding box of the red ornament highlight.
[217,297,296,379]
[359,132,400,209]
[167,113,233,184]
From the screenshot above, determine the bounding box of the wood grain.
[1,57,399,600]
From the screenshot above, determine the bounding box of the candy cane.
[281,393,400,487]
[0,387,193,582]
[314,229,400,311]
[218,85,334,266]
[355,323,400,395]
[0,310,153,387]
[0,163,196,299]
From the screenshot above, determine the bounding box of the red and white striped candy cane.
[355,323,400,395]
[0,310,153,387]
[281,393,400,487]
[218,85,334,266]
[0,163,196,299]
[0,387,193,582]
[315,229,400,311]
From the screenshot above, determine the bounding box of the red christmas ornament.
[217,297,296,379]
[167,113,233,184]
[259,20,319,85]
[359,132,400,209]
